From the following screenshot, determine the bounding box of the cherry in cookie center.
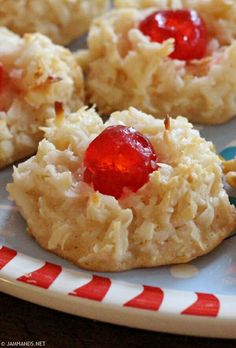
[139,9,208,61]
[83,125,159,199]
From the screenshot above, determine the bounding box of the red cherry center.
[139,9,208,61]
[83,125,158,199]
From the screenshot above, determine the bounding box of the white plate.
[0,119,236,339]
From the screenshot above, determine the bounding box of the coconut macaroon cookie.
[7,107,236,272]
[0,0,109,45]
[0,27,84,168]
[81,0,236,124]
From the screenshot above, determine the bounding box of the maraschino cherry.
[83,125,158,199]
[139,9,208,61]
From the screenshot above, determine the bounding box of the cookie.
[0,28,84,168]
[80,0,236,124]
[0,0,109,45]
[7,107,236,271]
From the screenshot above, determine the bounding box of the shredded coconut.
[0,0,109,45]
[80,0,236,124]
[0,28,84,168]
[7,107,236,271]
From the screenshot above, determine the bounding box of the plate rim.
[0,244,236,339]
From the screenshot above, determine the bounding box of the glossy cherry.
[83,125,158,199]
[139,9,208,61]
